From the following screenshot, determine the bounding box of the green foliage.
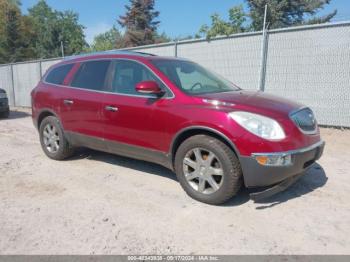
[247,0,337,30]
[89,0,181,50]
[88,26,122,52]
[28,0,86,59]
[117,0,160,47]
[154,32,171,44]
[56,11,87,55]
[27,0,57,58]
[0,0,339,63]
[199,0,336,39]
[0,0,36,63]
[0,0,86,63]
[198,5,246,40]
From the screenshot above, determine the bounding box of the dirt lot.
[0,108,349,255]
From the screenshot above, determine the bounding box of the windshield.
[151,59,240,95]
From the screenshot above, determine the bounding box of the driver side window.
[112,60,166,96]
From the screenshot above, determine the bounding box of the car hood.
[197,90,303,117]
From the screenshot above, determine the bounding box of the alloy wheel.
[42,123,60,153]
[183,147,224,194]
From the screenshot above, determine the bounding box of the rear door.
[59,60,111,144]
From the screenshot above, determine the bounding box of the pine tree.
[247,0,337,30]
[118,0,160,47]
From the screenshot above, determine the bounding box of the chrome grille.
[290,108,317,134]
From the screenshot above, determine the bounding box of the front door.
[101,59,173,163]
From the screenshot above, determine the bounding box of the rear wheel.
[174,135,242,205]
[39,116,74,160]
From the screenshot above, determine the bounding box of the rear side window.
[71,60,111,91]
[45,64,74,85]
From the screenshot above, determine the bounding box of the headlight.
[229,111,285,140]
[0,93,7,99]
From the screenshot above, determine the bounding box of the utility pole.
[259,4,268,92]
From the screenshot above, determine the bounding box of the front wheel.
[174,135,242,205]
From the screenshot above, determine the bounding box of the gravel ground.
[0,108,349,255]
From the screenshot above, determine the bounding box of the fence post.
[39,60,43,78]
[174,41,178,57]
[258,32,269,92]
[258,4,269,92]
[10,64,16,107]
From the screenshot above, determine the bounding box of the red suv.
[31,51,324,204]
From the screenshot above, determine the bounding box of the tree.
[89,26,122,51]
[4,6,21,62]
[0,0,36,63]
[56,10,86,56]
[28,0,57,58]
[118,0,160,47]
[247,0,337,30]
[28,0,86,58]
[154,32,171,44]
[198,0,336,39]
[198,5,246,39]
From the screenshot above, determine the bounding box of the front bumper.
[240,140,325,187]
[0,98,9,112]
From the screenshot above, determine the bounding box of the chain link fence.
[0,21,349,126]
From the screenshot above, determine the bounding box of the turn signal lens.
[253,154,292,166]
[255,156,268,165]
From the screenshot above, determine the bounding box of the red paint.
[135,80,163,94]
[31,53,321,157]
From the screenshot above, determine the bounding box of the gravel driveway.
[0,108,349,254]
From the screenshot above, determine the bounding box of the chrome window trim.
[289,106,318,135]
[43,57,175,100]
[251,140,325,157]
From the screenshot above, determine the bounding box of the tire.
[39,116,74,160]
[174,135,242,205]
[0,109,9,118]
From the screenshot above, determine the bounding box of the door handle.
[63,99,74,105]
[105,105,118,112]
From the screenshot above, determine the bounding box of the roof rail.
[64,50,156,61]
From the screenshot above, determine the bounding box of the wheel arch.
[170,126,241,166]
[36,109,60,129]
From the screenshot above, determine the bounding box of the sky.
[20,0,350,44]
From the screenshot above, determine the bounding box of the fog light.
[253,154,292,166]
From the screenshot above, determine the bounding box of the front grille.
[290,107,317,134]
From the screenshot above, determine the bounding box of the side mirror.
[135,81,164,95]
